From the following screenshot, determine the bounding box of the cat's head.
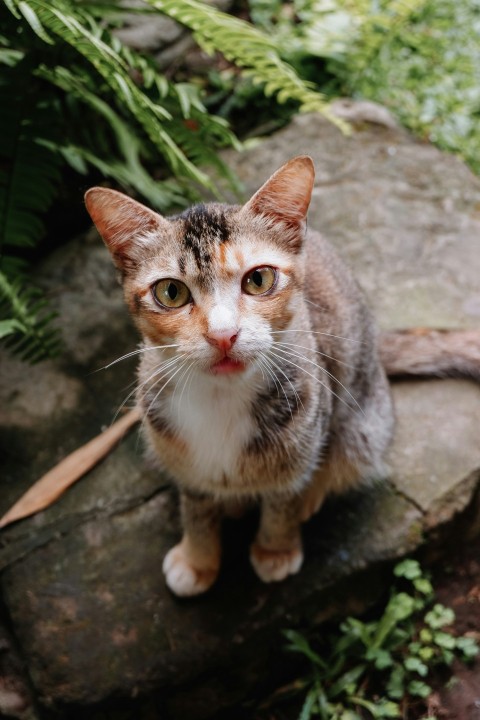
[85,156,314,378]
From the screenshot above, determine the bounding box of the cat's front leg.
[163,490,222,597]
[250,492,304,583]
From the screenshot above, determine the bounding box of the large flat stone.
[1,111,479,716]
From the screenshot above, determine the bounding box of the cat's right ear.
[84,188,169,270]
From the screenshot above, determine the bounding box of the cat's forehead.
[166,202,293,286]
[179,203,232,245]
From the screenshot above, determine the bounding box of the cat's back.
[305,229,373,338]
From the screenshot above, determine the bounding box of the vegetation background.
[1,0,479,362]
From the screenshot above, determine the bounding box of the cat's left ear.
[243,155,315,244]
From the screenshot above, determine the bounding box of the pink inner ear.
[247,156,315,226]
[84,187,163,254]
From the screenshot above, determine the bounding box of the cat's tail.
[379,328,480,382]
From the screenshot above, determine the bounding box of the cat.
[85,156,480,597]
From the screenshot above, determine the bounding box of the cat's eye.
[153,279,191,309]
[242,266,277,296]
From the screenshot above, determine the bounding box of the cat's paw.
[250,543,304,583]
[163,544,219,597]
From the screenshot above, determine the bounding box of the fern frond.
[143,0,349,131]
[0,56,62,255]
[4,0,223,193]
[37,64,189,209]
[0,271,61,362]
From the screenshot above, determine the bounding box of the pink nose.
[205,331,238,352]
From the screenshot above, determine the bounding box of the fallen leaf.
[0,407,141,529]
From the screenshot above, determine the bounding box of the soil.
[426,534,480,720]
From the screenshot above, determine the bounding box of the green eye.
[242,266,277,296]
[153,279,191,308]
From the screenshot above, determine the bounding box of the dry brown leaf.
[0,408,141,529]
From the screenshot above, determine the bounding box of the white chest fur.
[167,371,258,487]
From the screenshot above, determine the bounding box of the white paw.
[250,543,304,583]
[163,544,219,597]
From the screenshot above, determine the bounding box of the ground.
[429,534,480,720]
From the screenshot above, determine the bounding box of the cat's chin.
[209,357,247,375]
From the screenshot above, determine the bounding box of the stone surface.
[0,615,38,720]
[0,112,480,716]
[114,0,233,70]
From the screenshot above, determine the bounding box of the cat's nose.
[205,331,238,352]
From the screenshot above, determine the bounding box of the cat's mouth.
[210,356,246,375]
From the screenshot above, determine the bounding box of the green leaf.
[455,636,480,660]
[425,604,455,630]
[394,559,422,581]
[17,1,53,43]
[418,646,435,662]
[420,628,433,644]
[413,578,433,596]
[433,632,457,650]
[298,688,317,720]
[329,663,366,699]
[0,271,61,362]
[407,679,432,699]
[404,656,428,677]
[365,647,393,670]
[0,318,22,338]
[283,630,326,668]
[352,697,401,718]
[386,666,405,700]
[143,0,349,133]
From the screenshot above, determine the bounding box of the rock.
[0,616,39,720]
[113,0,233,70]
[1,110,480,716]
[330,97,399,129]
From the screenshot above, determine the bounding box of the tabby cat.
[85,156,478,597]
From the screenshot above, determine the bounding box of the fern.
[0,54,63,360]
[4,0,230,193]
[0,0,243,361]
[0,57,62,252]
[143,0,348,130]
[0,271,61,361]
[1,0,350,362]
[36,64,188,210]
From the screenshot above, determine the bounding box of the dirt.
[426,535,480,720]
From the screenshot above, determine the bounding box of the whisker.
[269,349,364,417]
[173,359,195,408]
[257,353,282,401]
[97,343,181,372]
[267,353,305,415]
[184,360,197,415]
[262,353,305,444]
[272,345,364,416]
[114,354,185,423]
[274,340,355,369]
[143,357,191,430]
[271,330,365,344]
[305,298,330,313]
[137,354,185,398]
[258,353,296,428]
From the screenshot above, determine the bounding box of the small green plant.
[282,559,478,719]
